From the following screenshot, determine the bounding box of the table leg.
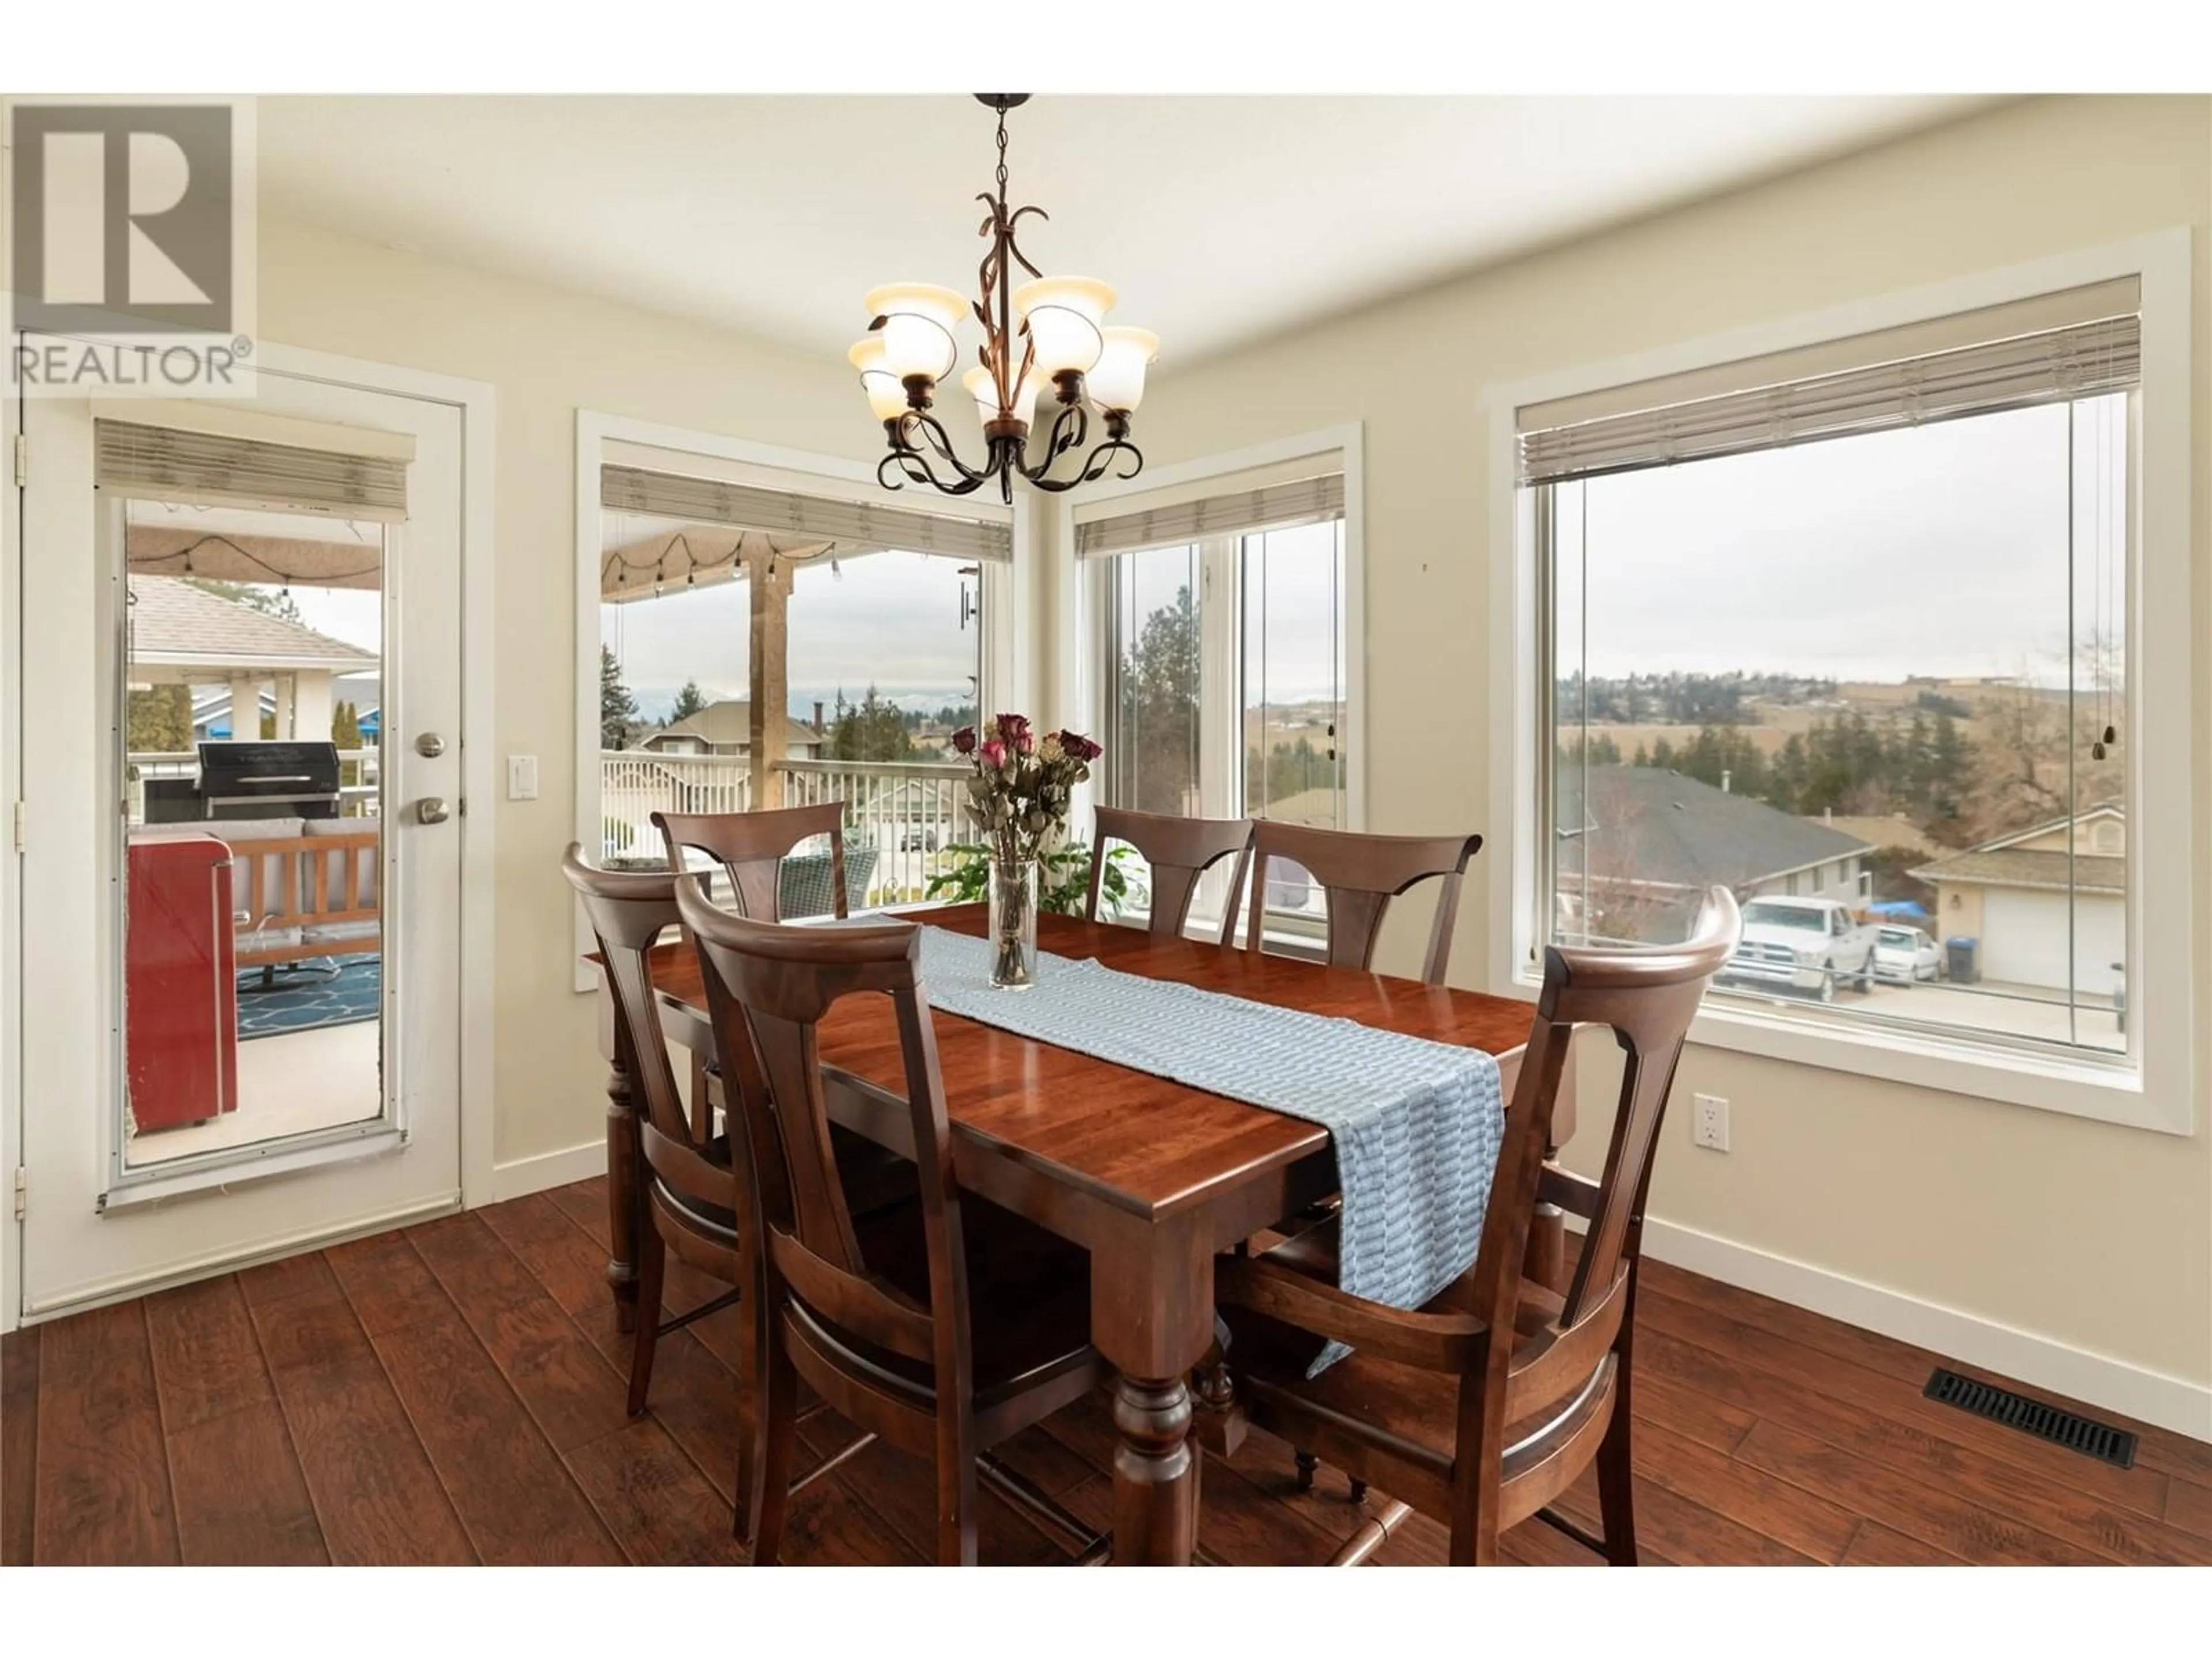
[1092,1216,1211,1565]
[1111,1374,1196,1565]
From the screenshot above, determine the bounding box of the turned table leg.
[1111,1374,1197,1567]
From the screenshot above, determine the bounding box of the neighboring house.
[1558,766,1874,941]
[1809,813,1936,857]
[129,576,380,746]
[1911,804,2125,995]
[637,698,826,761]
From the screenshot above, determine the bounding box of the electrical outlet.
[1691,1093,1730,1153]
[506,755,539,801]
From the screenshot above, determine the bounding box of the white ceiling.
[260,95,1994,373]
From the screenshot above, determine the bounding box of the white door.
[14,350,467,1317]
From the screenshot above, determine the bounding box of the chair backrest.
[1464,888,1740,1422]
[653,803,847,922]
[1242,821,1483,983]
[1088,805,1253,947]
[676,878,972,1402]
[559,846,728,1222]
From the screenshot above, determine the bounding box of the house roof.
[1560,767,1873,891]
[129,577,378,674]
[1809,815,1936,855]
[1908,849,2126,896]
[649,699,752,747]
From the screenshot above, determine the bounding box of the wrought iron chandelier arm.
[1020,434,1143,493]
[878,444,994,497]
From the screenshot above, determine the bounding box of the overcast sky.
[271,395,2126,719]
[1556,394,2127,686]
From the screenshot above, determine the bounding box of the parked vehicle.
[1872,925,1942,984]
[900,825,940,853]
[1721,897,1878,1002]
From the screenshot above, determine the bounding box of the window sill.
[1506,965,2183,1136]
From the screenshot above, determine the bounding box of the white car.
[1721,896,1879,1002]
[1872,925,1941,984]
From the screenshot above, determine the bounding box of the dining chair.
[1242,821,1483,984]
[653,801,850,921]
[653,802,850,1142]
[1211,887,1740,1566]
[677,877,1112,1566]
[560,845,906,1543]
[1086,804,1253,946]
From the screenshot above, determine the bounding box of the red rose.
[952,726,977,755]
[979,738,1007,769]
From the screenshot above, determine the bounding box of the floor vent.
[1923,1368,2137,1468]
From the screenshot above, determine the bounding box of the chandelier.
[851,94,1157,504]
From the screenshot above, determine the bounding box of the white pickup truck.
[1719,896,1879,1002]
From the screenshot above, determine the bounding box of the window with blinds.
[600,464,1010,561]
[1088,456,1350,938]
[1528,281,2139,1062]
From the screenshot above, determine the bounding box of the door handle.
[414,797,452,826]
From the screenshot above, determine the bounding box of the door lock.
[414,797,452,825]
[415,732,448,758]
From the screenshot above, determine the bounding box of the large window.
[1524,282,2140,1065]
[1082,461,1351,932]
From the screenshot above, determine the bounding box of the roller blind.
[600,464,1011,562]
[1518,279,2141,486]
[1074,471,1344,559]
[96,419,411,520]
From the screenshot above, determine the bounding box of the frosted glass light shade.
[963,364,1043,430]
[849,338,910,422]
[1086,327,1158,413]
[1014,276,1115,376]
[866,283,965,382]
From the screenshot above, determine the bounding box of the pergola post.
[272,675,296,740]
[226,674,261,743]
[747,550,792,809]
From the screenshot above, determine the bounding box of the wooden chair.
[1243,821,1483,984]
[560,846,903,1543]
[1086,804,1253,946]
[653,802,849,1143]
[1212,887,1740,1566]
[677,877,1112,1566]
[653,801,850,921]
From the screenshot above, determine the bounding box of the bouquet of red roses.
[949,714,1103,872]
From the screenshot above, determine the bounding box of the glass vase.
[986,857,1040,990]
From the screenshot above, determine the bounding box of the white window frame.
[1484,231,2195,1135]
[1056,425,1367,836]
[571,411,1026,990]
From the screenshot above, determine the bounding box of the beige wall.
[258,215,877,1173]
[1125,96,2212,1393]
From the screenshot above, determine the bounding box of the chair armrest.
[1216,1251,1488,1374]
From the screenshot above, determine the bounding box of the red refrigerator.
[126,835,240,1133]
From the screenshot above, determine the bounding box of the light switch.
[506,755,539,801]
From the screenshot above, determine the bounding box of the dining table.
[589,900,1570,1566]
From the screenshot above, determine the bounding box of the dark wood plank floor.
[5,1175,2207,1566]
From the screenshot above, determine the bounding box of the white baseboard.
[486,1140,607,1204]
[1592,1209,2212,1444]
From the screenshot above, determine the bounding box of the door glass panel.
[120,499,388,1167]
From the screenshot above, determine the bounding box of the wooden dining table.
[590,901,1567,1566]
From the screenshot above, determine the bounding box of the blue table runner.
[916,926,1505,1369]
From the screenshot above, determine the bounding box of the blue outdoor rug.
[236,957,381,1041]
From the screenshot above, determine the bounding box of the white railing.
[779,758,971,906]
[599,751,753,859]
[591,752,971,904]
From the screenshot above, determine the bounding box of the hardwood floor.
[4,1175,2207,1566]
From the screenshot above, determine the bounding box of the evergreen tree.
[828,685,914,762]
[668,679,709,723]
[127,684,193,753]
[332,700,362,749]
[1117,585,1202,815]
[600,646,639,750]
